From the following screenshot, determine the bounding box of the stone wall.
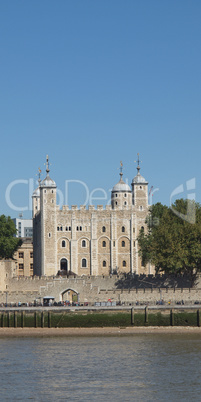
[0,267,201,305]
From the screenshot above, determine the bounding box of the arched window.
[82,240,86,247]
[124,202,127,205]
[115,201,118,205]
[123,260,126,267]
[57,227,60,231]
[103,260,106,267]
[102,226,106,233]
[77,226,79,231]
[60,226,63,231]
[124,193,127,197]
[122,240,125,247]
[66,227,68,231]
[82,258,87,268]
[62,240,66,248]
[122,226,125,233]
[102,241,106,247]
[141,226,144,231]
[80,226,82,231]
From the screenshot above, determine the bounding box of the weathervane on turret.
[37,167,42,185]
[45,155,50,175]
[118,161,124,180]
[135,153,142,174]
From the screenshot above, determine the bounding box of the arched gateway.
[62,289,78,304]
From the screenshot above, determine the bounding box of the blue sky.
[0,0,201,218]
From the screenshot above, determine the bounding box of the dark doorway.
[60,258,68,272]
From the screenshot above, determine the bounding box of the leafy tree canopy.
[0,215,22,259]
[138,199,201,276]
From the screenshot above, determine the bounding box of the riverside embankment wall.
[0,306,201,328]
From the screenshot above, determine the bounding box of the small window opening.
[82,240,86,247]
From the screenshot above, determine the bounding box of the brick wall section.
[14,238,33,277]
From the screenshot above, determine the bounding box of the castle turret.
[32,168,41,218]
[39,155,57,276]
[111,162,132,209]
[131,153,148,209]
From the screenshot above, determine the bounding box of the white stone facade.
[33,157,154,277]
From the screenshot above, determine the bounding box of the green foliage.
[0,215,22,259]
[138,200,201,276]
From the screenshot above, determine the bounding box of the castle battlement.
[54,204,143,213]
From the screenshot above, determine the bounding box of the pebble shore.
[0,326,201,337]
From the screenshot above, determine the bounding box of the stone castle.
[32,155,154,277]
[1,156,201,306]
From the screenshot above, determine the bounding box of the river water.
[0,333,200,401]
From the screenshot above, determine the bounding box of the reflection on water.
[0,334,200,401]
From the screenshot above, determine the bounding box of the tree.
[138,200,201,277]
[0,215,22,259]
